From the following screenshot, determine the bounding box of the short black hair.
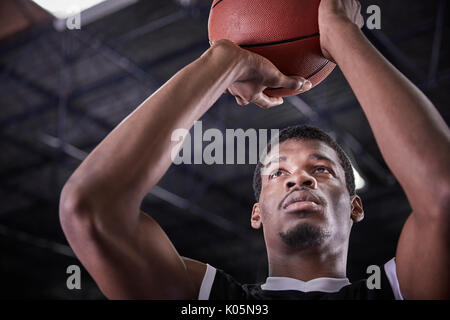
[252,125,356,201]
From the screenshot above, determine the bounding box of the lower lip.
[284,201,320,213]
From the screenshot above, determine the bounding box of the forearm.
[326,22,450,216]
[61,43,242,221]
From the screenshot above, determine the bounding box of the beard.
[279,223,331,249]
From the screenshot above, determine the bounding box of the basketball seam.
[212,0,224,9]
[307,60,330,79]
[240,33,320,48]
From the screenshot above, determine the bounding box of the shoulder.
[182,257,207,299]
[181,258,251,300]
[339,258,403,300]
[195,263,256,300]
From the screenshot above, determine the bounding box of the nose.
[285,170,317,191]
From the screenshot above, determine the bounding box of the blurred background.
[0,0,448,299]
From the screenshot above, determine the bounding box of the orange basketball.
[208,0,336,97]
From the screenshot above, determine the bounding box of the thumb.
[287,76,312,92]
[265,73,312,92]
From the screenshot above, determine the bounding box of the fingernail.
[303,80,312,91]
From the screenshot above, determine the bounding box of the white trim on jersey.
[198,263,217,300]
[261,276,351,293]
[198,257,404,299]
[384,257,404,300]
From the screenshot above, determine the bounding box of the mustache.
[278,187,327,210]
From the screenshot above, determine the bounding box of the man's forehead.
[264,139,339,163]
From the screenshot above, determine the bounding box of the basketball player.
[59,0,449,299]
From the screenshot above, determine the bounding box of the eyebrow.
[263,154,337,169]
[308,153,337,167]
[263,156,287,169]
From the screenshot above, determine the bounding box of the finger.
[355,1,364,28]
[252,92,284,109]
[358,16,364,29]
[357,13,365,29]
[290,76,313,92]
[235,95,249,106]
[266,74,312,92]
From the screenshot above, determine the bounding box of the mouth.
[282,190,322,210]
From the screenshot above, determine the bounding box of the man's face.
[252,139,361,252]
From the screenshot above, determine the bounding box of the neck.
[267,242,348,281]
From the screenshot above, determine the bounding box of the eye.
[314,166,332,174]
[269,169,284,180]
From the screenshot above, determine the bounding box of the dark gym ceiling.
[0,0,449,298]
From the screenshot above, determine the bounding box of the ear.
[350,195,364,223]
[251,203,263,229]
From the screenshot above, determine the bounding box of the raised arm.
[59,40,306,299]
[319,0,450,299]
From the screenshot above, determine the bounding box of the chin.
[280,221,331,249]
[287,219,323,233]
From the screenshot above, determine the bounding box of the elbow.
[59,179,130,242]
[433,179,450,222]
[59,181,98,242]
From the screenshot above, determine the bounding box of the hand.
[319,0,365,61]
[212,39,312,109]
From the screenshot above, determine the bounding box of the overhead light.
[30,0,138,30]
[353,166,366,190]
[31,0,108,19]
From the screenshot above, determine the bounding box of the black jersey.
[198,258,403,300]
